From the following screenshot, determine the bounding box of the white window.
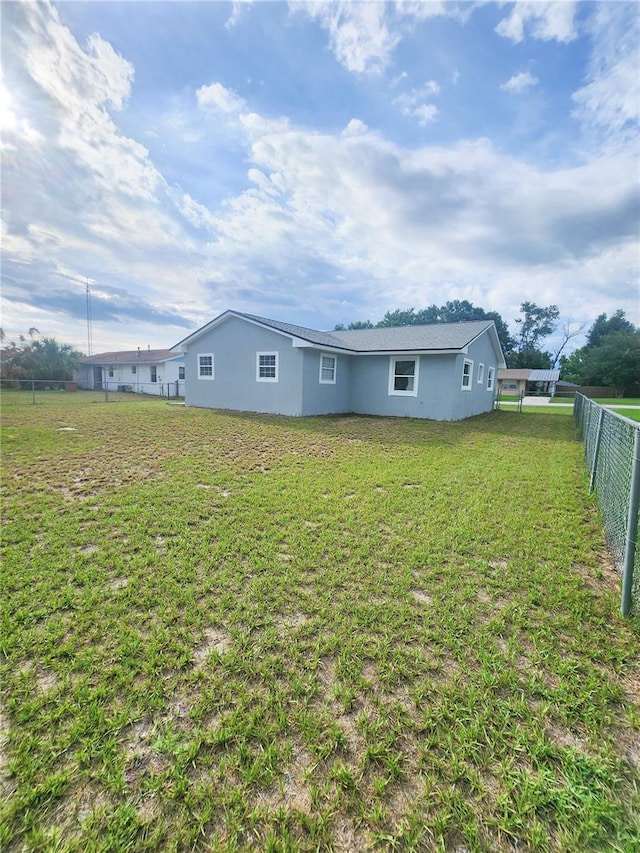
[388,357,419,397]
[319,354,336,384]
[179,366,185,380]
[198,353,214,379]
[477,363,484,384]
[108,367,114,378]
[150,366,157,383]
[487,367,495,391]
[131,365,137,375]
[257,352,278,382]
[461,359,473,390]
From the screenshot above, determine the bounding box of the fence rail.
[1,379,185,403]
[574,393,639,616]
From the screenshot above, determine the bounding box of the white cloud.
[196,82,247,113]
[496,1,577,43]
[20,4,158,201]
[572,3,640,138]
[342,118,369,137]
[195,113,638,327]
[394,1,450,21]
[292,1,399,74]
[501,71,539,93]
[225,0,253,29]
[413,104,439,125]
[394,81,440,124]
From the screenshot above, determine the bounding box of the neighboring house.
[497,368,560,397]
[171,310,506,421]
[76,349,185,396]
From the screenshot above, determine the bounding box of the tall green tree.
[579,330,640,394]
[508,302,559,368]
[586,310,636,347]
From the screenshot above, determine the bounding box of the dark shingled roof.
[236,312,494,353]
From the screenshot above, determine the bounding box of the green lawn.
[1,399,639,852]
[548,397,640,407]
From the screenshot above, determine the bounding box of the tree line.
[336,301,639,395]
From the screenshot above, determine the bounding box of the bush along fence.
[1,378,185,402]
[574,393,640,617]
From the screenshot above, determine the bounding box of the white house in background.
[171,310,506,421]
[75,349,185,397]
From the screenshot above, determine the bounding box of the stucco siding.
[348,355,458,420]
[184,316,304,415]
[300,350,352,415]
[449,334,498,420]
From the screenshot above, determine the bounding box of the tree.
[376,308,422,328]
[579,330,640,395]
[334,320,374,330]
[558,348,585,385]
[508,302,559,368]
[0,333,84,381]
[586,310,635,348]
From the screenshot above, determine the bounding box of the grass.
[1,398,639,852]
[548,397,640,407]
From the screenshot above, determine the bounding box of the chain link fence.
[574,394,640,616]
[1,379,184,404]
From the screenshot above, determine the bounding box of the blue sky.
[1,1,638,354]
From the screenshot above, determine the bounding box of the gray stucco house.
[171,310,506,421]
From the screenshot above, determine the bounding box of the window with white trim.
[198,353,214,379]
[388,357,419,396]
[131,365,137,375]
[461,359,473,390]
[178,366,185,380]
[477,363,485,384]
[487,366,495,391]
[319,353,336,384]
[108,366,114,378]
[257,352,278,382]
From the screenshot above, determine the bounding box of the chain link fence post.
[622,429,640,618]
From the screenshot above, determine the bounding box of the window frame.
[487,366,495,391]
[319,353,337,384]
[108,366,114,378]
[256,351,279,383]
[477,363,484,384]
[388,356,419,397]
[461,359,473,391]
[178,366,185,380]
[198,353,215,380]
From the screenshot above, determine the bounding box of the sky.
[1,0,638,356]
